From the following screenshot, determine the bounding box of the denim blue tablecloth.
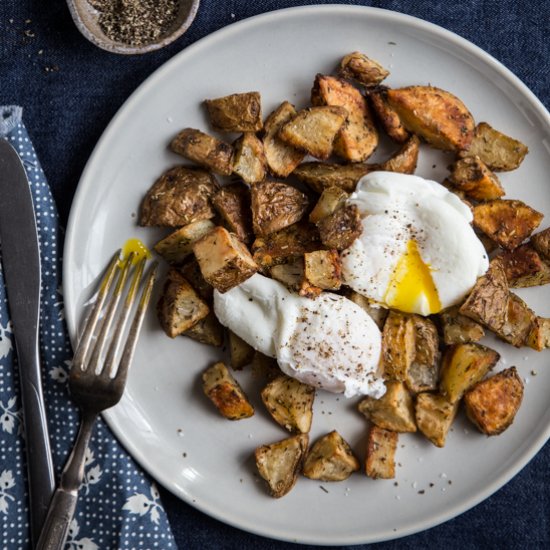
[0,1,549,549]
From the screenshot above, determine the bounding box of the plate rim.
[63,4,550,545]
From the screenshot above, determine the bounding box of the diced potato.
[204,91,262,133]
[262,101,305,177]
[157,270,209,338]
[298,278,323,299]
[309,186,349,224]
[415,392,458,448]
[381,311,416,382]
[170,128,233,176]
[439,306,485,345]
[179,258,213,303]
[269,258,305,291]
[377,134,420,174]
[338,52,389,86]
[228,330,255,370]
[499,244,550,288]
[193,226,258,293]
[202,362,254,420]
[365,426,397,479]
[279,106,348,160]
[304,250,342,290]
[347,292,388,329]
[261,375,315,434]
[527,316,550,351]
[464,367,524,435]
[406,316,440,393]
[140,166,219,227]
[255,433,309,498]
[303,431,360,481]
[154,220,215,265]
[369,88,409,143]
[293,162,371,193]
[473,199,543,250]
[184,311,223,347]
[358,380,417,433]
[530,227,550,260]
[232,132,267,184]
[312,74,378,162]
[386,86,475,151]
[459,122,529,171]
[439,343,500,403]
[250,181,309,236]
[317,204,363,250]
[448,156,505,200]
[498,292,536,347]
[251,351,281,380]
[211,183,253,244]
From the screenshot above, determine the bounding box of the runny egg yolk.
[119,238,151,267]
[384,240,442,315]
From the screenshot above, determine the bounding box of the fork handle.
[36,411,98,550]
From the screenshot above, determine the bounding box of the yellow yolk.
[384,240,442,314]
[120,238,151,266]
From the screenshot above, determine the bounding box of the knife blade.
[0,138,55,545]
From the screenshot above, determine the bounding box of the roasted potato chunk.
[498,292,536,347]
[407,316,440,393]
[499,244,550,288]
[381,311,416,382]
[464,367,524,435]
[527,316,550,351]
[211,183,253,243]
[317,204,362,250]
[250,181,309,236]
[193,226,258,293]
[459,122,528,171]
[439,306,485,345]
[303,431,360,481]
[377,134,420,174]
[154,219,215,265]
[202,362,254,420]
[347,292,388,330]
[204,92,262,133]
[179,258,213,303]
[530,227,550,259]
[386,86,475,151]
[170,128,233,176]
[293,162,371,193]
[231,132,267,184]
[309,186,349,224]
[251,351,281,380]
[184,311,223,347]
[369,87,409,143]
[157,270,209,338]
[439,343,500,403]
[304,250,342,290]
[140,166,219,227]
[448,156,505,200]
[261,375,315,434]
[312,74,378,162]
[365,426,397,479]
[228,330,255,370]
[262,101,305,177]
[358,380,417,433]
[415,393,458,448]
[473,199,543,250]
[269,258,305,291]
[255,434,309,498]
[338,52,389,86]
[279,106,347,160]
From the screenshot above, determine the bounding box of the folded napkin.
[0,106,176,549]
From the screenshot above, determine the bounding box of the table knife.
[0,138,55,545]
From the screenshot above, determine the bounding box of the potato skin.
[317,204,363,250]
[211,183,254,243]
[338,52,390,86]
[499,244,550,288]
[381,311,416,382]
[204,92,263,133]
[369,87,409,143]
[439,306,485,345]
[294,162,371,193]
[376,134,420,175]
[448,156,505,201]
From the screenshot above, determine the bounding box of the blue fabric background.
[1,1,549,548]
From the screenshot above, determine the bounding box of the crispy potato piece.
[294,162,371,193]
[377,134,420,174]
[303,431,360,481]
[157,270,209,338]
[154,220,215,265]
[500,244,550,288]
[179,258,213,303]
[251,351,281,380]
[298,278,323,299]
[381,311,416,382]
[312,74,378,162]
[262,101,305,177]
[255,434,309,498]
[211,183,253,243]
[309,186,350,224]
[317,204,362,250]
[439,306,485,345]
[140,166,219,227]
[184,311,223,347]
[228,330,255,370]
[439,343,500,403]
[448,156,505,200]
[464,367,524,435]
[252,221,321,268]
[498,292,536,347]
[279,106,347,160]
[369,88,409,143]
[407,316,440,394]
[527,316,550,351]
[338,52,389,86]
[171,128,233,176]
[304,250,342,291]
[347,292,388,330]
[459,122,528,171]
[202,362,254,420]
[261,375,315,434]
[204,92,262,133]
[250,181,309,236]
[231,132,266,184]
[269,258,305,291]
[358,380,417,433]
[386,86,475,151]
[530,227,550,260]
[365,426,397,479]
[193,226,258,293]
[415,393,458,448]
[473,199,543,250]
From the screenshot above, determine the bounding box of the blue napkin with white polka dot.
[0,106,176,550]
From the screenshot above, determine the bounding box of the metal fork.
[36,250,158,550]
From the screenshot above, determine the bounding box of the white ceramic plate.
[64,6,550,545]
